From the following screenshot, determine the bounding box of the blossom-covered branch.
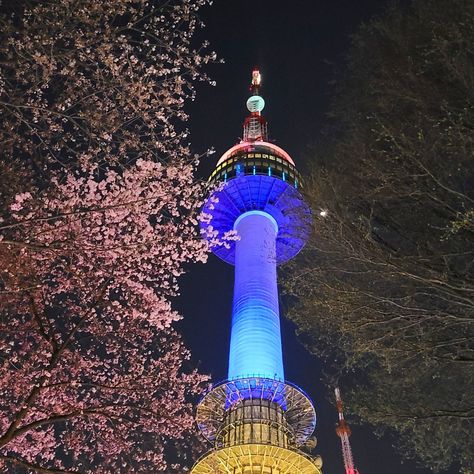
[0,0,216,471]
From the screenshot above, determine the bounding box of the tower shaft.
[229,211,283,381]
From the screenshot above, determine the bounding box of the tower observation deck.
[192,69,322,473]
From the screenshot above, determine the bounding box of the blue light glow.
[200,175,312,265]
[228,211,284,382]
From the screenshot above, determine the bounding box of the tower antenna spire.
[335,387,360,474]
[243,67,268,141]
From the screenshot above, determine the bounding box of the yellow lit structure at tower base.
[193,443,322,473]
[192,377,323,474]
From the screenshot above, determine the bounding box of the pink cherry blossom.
[0,0,216,471]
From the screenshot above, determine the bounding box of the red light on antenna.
[252,69,261,87]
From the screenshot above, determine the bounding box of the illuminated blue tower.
[192,70,323,473]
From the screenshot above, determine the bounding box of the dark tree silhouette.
[284,0,474,471]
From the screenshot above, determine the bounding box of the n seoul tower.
[192,69,323,473]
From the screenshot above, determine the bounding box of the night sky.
[175,1,456,473]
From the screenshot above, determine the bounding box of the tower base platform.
[192,443,323,474]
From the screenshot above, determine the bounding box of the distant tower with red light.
[335,387,360,474]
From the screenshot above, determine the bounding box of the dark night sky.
[176,1,457,474]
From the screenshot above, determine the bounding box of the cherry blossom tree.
[0,0,215,471]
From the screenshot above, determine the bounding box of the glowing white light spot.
[319,210,328,217]
[247,95,265,113]
[252,69,261,86]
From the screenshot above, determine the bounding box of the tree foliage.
[284,0,474,471]
[0,0,215,471]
